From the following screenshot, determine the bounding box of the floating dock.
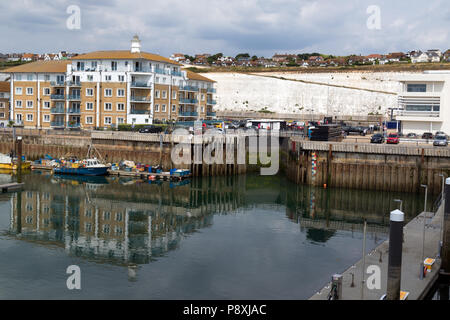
[108,169,191,181]
[1,183,24,193]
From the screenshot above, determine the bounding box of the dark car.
[407,133,418,139]
[370,133,385,144]
[138,125,163,134]
[422,132,434,140]
[346,126,367,136]
[386,133,400,144]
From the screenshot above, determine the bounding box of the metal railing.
[207,88,216,93]
[130,109,148,115]
[180,86,199,92]
[131,82,151,88]
[396,111,440,118]
[50,81,65,87]
[50,94,65,100]
[207,100,217,105]
[50,107,65,114]
[50,121,65,127]
[179,98,198,104]
[68,123,81,128]
[68,108,81,114]
[207,112,216,117]
[178,112,198,117]
[67,81,81,87]
[130,96,151,102]
[67,95,81,101]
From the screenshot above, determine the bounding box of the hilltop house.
[411,51,429,63]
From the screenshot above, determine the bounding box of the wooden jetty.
[1,182,24,193]
[108,169,191,181]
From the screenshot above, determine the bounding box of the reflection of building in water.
[10,174,247,266]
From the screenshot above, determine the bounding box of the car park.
[370,133,385,144]
[386,133,400,144]
[433,135,448,147]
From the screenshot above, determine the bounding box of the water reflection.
[7,172,425,268]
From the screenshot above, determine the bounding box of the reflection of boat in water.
[53,174,109,185]
[54,158,109,176]
[0,153,31,171]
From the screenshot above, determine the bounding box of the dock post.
[17,136,23,183]
[386,209,404,300]
[442,178,450,275]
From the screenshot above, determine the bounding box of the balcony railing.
[51,94,65,100]
[172,71,183,77]
[207,100,217,105]
[207,112,216,117]
[180,86,199,92]
[396,110,440,118]
[67,95,81,101]
[68,108,81,114]
[130,109,149,115]
[130,96,151,102]
[131,82,151,88]
[67,81,81,87]
[50,81,65,87]
[68,123,81,128]
[51,121,65,127]
[179,98,198,104]
[155,68,170,75]
[178,112,198,117]
[207,88,216,93]
[50,107,65,114]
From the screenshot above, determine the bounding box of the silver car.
[433,135,448,147]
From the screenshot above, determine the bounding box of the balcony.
[396,110,440,118]
[67,81,81,87]
[172,71,183,77]
[155,68,170,75]
[180,86,199,92]
[133,67,152,73]
[51,94,65,100]
[50,81,65,87]
[68,123,81,128]
[68,108,81,114]
[51,121,65,128]
[178,112,198,117]
[130,96,151,103]
[179,98,198,104]
[131,82,151,88]
[67,95,81,101]
[207,100,217,105]
[51,107,65,114]
[207,88,216,93]
[207,112,216,117]
[130,109,149,115]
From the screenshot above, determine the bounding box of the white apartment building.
[395,70,450,135]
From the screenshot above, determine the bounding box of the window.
[105,75,112,81]
[44,75,50,81]
[15,87,23,95]
[405,105,440,112]
[104,117,112,125]
[111,61,118,71]
[91,61,97,69]
[87,75,94,81]
[117,89,125,97]
[104,103,112,111]
[0,113,4,118]
[57,75,65,83]
[117,103,125,111]
[26,101,33,108]
[86,102,94,110]
[43,115,50,122]
[76,61,85,71]
[155,77,160,84]
[172,91,177,99]
[162,104,166,112]
[155,90,160,98]
[162,91,167,99]
[26,114,33,122]
[16,100,22,108]
[86,88,94,96]
[104,89,112,97]
[43,101,50,109]
[27,74,33,81]
[43,88,50,95]
[172,104,176,112]
[407,84,427,92]
[118,75,125,82]
[86,116,93,124]
[155,104,159,112]
[16,75,22,81]
[201,94,205,101]
[0,102,4,108]
[117,117,124,124]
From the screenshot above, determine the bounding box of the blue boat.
[54,158,109,176]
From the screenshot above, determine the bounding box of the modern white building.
[395,70,450,135]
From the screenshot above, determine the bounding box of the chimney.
[131,35,141,53]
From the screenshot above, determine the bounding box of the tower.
[131,35,141,53]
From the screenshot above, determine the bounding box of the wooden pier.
[1,183,24,193]
[108,169,191,181]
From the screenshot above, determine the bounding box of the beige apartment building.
[0,81,10,127]
[3,36,216,129]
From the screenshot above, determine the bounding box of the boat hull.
[0,162,32,171]
[53,166,109,176]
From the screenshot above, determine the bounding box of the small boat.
[0,153,31,171]
[54,158,109,176]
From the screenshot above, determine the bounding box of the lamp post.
[438,174,446,257]
[394,199,403,212]
[420,184,428,279]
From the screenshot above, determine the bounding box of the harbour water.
[0,172,429,299]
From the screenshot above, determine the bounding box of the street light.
[394,199,403,212]
[419,184,428,280]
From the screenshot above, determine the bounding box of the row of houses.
[0,51,79,63]
[170,49,450,68]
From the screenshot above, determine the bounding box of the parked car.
[406,133,418,139]
[346,126,367,136]
[370,133,385,144]
[386,133,400,144]
[138,125,163,134]
[422,132,434,140]
[433,135,448,147]
[435,131,447,137]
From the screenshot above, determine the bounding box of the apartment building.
[395,70,450,134]
[3,36,216,129]
[0,81,10,127]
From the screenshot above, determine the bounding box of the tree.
[235,53,250,60]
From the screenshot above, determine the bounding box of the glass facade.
[407,84,427,92]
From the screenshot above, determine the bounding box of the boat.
[53,158,109,176]
[0,153,31,171]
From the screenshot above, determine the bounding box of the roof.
[0,81,9,92]
[185,70,215,83]
[2,60,71,73]
[71,50,181,66]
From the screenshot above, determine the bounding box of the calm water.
[0,172,428,299]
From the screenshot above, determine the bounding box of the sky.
[0,0,449,58]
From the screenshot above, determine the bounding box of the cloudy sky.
[0,0,449,57]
